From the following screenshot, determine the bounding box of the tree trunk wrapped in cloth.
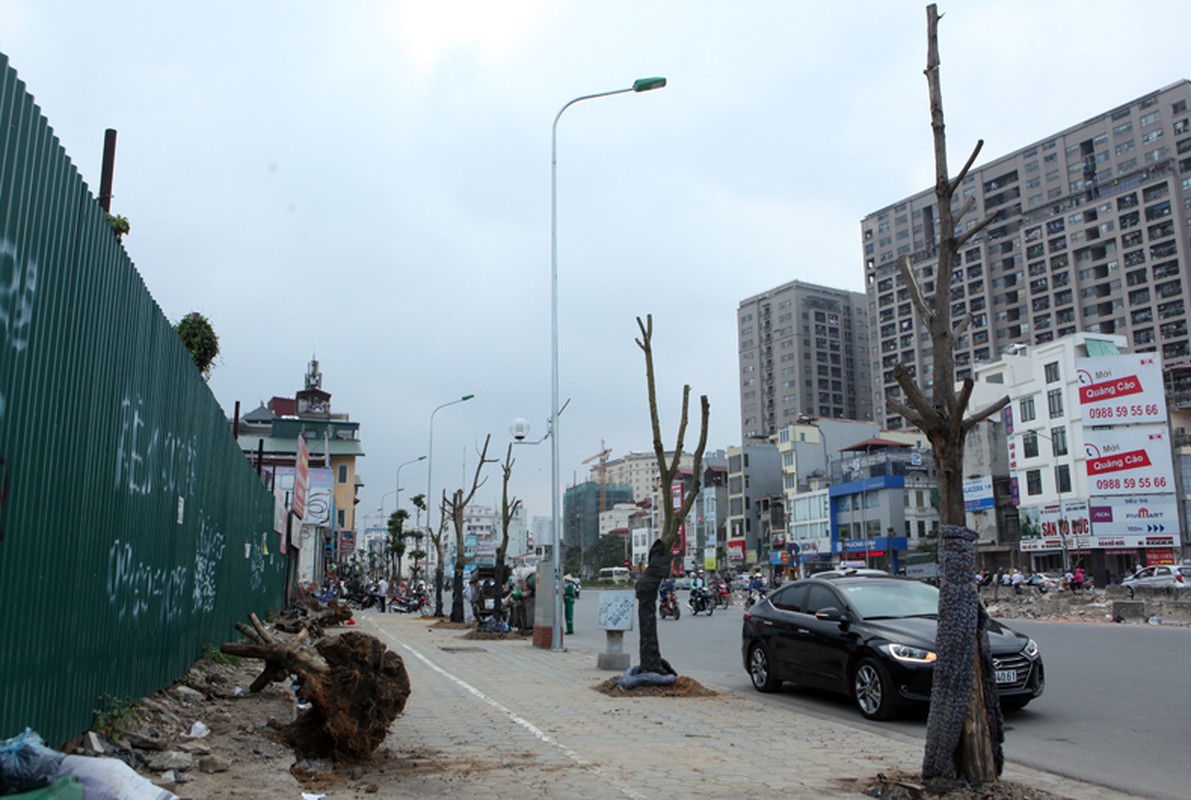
[922,524,1004,781]
[633,538,676,678]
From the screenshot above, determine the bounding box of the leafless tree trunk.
[444,434,496,623]
[494,443,522,625]
[887,4,1010,783]
[633,314,709,674]
[430,510,450,617]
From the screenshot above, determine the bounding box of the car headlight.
[1022,638,1040,659]
[883,643,937,664]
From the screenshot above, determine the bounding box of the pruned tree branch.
[953,312,972,339]
[897,256,934,326]
[949,139,984,193]
[893,363,938,427]
[955,210,1002,249]
[962,394,1011,433]
[886,396,926,430]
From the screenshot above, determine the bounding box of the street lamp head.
[461,394,476,402]
[632,77,667,93]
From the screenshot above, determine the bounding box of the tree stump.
[221,614,410,760]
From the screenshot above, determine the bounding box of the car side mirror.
[815,606,848,627]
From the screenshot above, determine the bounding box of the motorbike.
[714,582,730,609]
[658,590,681,620]
[745,586,767,608]
[688,587,714,616]
[390,590,431,615]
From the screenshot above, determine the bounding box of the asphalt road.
[568,589,1191,800]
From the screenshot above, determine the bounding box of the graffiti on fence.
[192,513,226,613]
[0,238,37,353]
[115,390,198,498]
[106,538,189,624]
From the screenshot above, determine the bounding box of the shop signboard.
[1083,425,1174,496]
[963,476,995,511]
[1089,494,1178,541]
[1076,354,1165,425]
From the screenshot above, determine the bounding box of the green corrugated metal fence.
[0,52,286,747]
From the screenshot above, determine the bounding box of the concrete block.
[1112,600,1147,622]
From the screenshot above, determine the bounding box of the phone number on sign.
[1094,476,1167,491]
[1086,404,1160,420]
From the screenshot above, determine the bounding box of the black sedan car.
[741,573,1044,720]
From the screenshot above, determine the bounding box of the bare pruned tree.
[493,443,522,625]
[889,4,1011,784]
[444,434,497,623]
[633,314,709,675]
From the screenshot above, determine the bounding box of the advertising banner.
[727,538,746,561]
[963,476,995,511]
[1089,494,1179,547]
[294,435,309,519]
[1083,425,1174,495]
[1076,354,1166,425]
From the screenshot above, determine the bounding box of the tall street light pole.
[395,455,427,513]
[550,76,666,652]
[425,395,475,585]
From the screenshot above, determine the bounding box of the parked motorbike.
[390,590,431,615]
[658,590,681,620]
[688,587,714,616]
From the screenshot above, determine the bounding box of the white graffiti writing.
[0,238,37,353]
[115,390,198,497]
[192,513,226,613]
[106,539,189,625]
[249,532,269,591]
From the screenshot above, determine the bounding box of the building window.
[1044,362,1060,383]
[337,509,346,528]
[1020,395,1037,422]
[338,464,348,483]
[1047,388,1064,418]
[1055,464,1072,494]
[1026,469,1043,496]
[1050,426,1068,456]
[1023,430,1039,458]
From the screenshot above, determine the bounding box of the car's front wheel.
[1125,585,1135,598]
[853,657,899,721]
[748,643,780,693]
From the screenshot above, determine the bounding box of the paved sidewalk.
[357,613,1131,800]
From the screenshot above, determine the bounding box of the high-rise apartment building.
[737,280,872,442]
[862,81,1191,429]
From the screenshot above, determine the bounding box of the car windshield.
[839,580,940,619]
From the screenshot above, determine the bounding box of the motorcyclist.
[689,569,709,612]
[658,576,677,617]
[747,571,766,606]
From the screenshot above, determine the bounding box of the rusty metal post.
[98,129,117,212]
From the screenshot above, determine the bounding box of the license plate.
[484,599,494,609]
[994,669,1016,684]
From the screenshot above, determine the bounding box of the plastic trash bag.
[56,756,177,800]
[0,728,65,793]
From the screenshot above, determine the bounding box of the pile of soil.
[593,675,717,697]
[861,772,1069,800]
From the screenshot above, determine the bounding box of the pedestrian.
[463,578,477,622]
[563,574,576,635]
[375,575,389,612]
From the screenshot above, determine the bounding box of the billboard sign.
[1089,494,1179,546]
[963,476,995,512]
[1083,425,1174,495]
[1076,354,1165,425]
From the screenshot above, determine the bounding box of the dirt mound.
[593,675,717,697]
[861,771,1069,799]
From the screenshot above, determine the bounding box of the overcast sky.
[5,1,1191,528]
